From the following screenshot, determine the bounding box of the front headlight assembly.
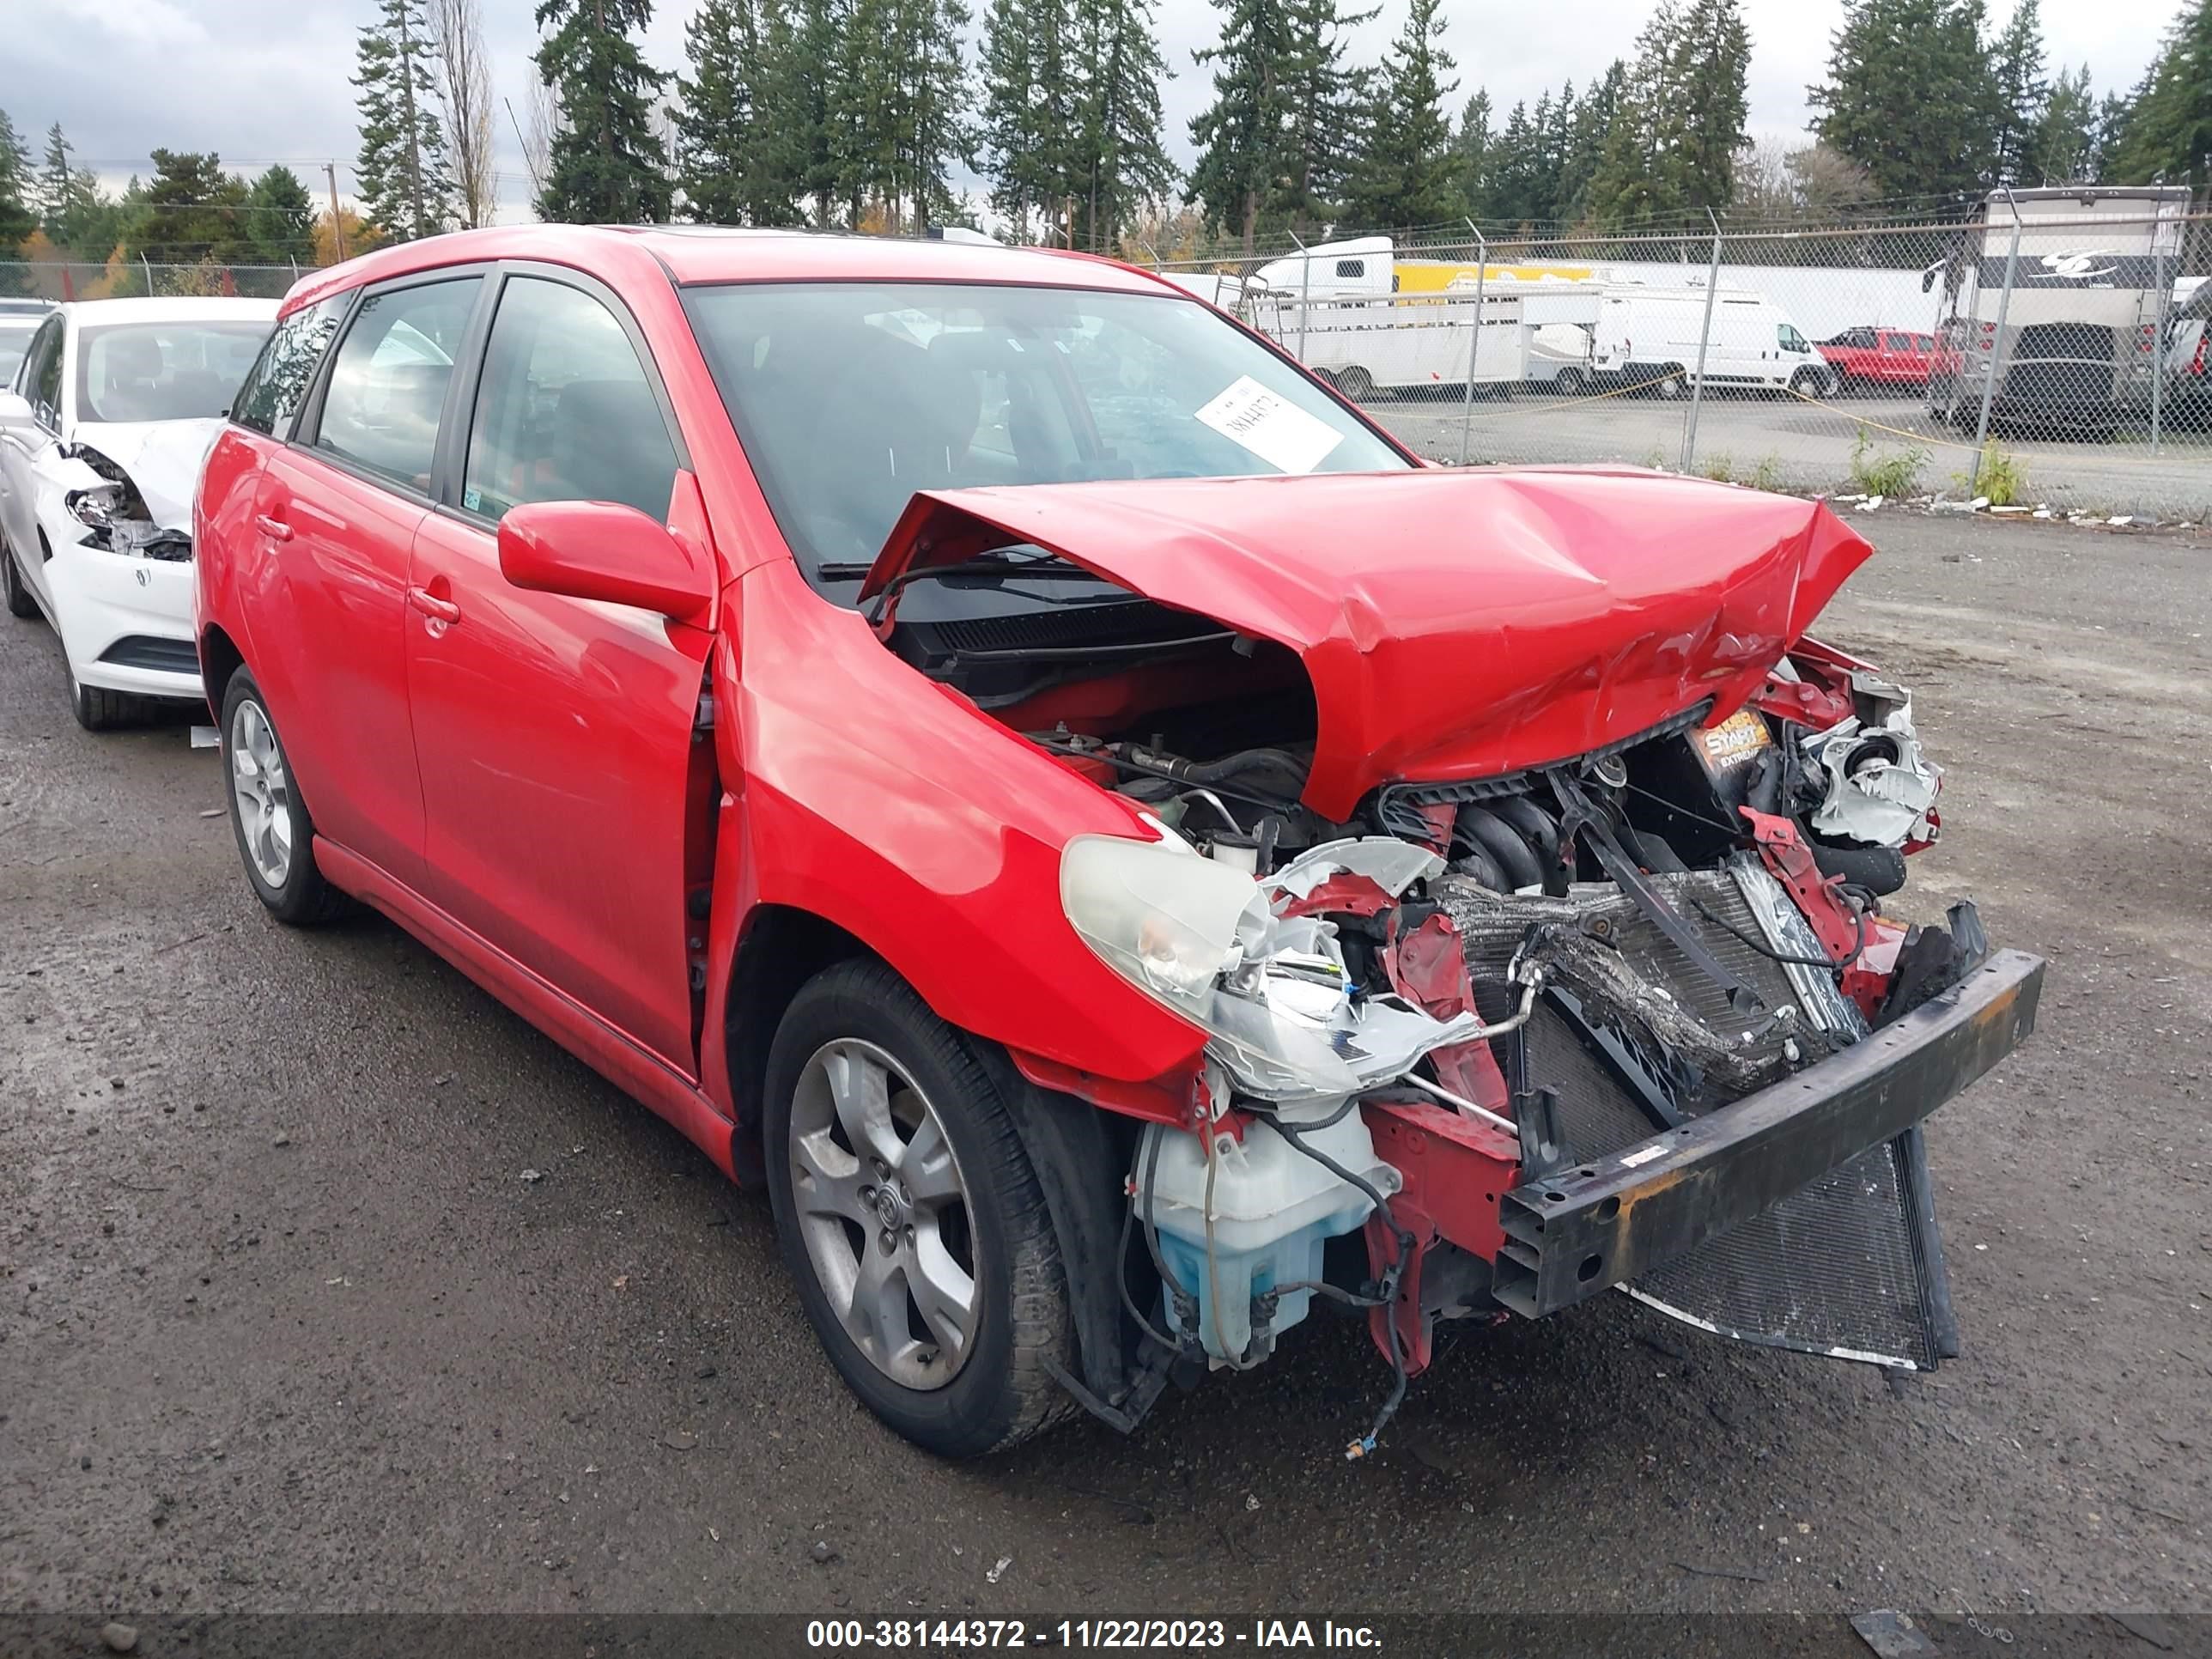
[1059,832,1481,1104]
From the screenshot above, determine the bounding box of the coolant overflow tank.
[1138,1109,1401,1364]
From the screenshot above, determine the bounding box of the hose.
[1256,1115,1415,1460]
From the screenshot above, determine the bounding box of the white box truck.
[1590,285,1840,399]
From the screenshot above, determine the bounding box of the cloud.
[0,0,2179,223]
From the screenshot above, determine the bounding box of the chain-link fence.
[1142,201,2212,522]
[0,260,306,303]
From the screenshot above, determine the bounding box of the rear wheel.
[1336,366,1376,402]
[1,527,35,620]
[220,667,346,925]
[1553,367,1585,397]
[1650,366,1686,399]
[764,959,1076,1458]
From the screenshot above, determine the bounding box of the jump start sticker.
[1193,375,1346,475]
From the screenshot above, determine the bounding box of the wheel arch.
[720,900,1142,1418]
[198,621,245,720]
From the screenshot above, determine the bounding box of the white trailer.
[1253,290,1530,400]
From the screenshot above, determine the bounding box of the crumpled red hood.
[862,467,1873,820]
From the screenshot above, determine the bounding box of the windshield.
[76,320,275,425]
[683,280,1409,584]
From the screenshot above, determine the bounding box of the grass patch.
[1956,441,2029,507]
[1746,453,1784,492]
[1849,426,1928,496]
[1700,450,1735,483]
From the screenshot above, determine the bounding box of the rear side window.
[313,277,482,493]
[460,276,678,524]
[234,295,349,438]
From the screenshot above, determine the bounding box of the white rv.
[1925,185,2195,437]
[1589,285,1838,398]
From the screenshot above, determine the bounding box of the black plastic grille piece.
[97,635,199,674]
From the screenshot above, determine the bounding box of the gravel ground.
[1,512,2207,1633]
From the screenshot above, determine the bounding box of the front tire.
[68,665,142,732]
[764,959,1076,1458]
[220,667,345,925]
[1792,367,1838,400]
[1336,366,1376,402]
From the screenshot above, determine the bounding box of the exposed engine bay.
[860,475,2043,1455]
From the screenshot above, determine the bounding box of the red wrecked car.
[194,228,2043,1458]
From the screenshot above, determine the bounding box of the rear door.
[405,264,709,1074]
[253,271,489,890]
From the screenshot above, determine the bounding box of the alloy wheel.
[787,1037,980,1390]
[229,698,294,889]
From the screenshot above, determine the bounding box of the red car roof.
[278,225,1180,319]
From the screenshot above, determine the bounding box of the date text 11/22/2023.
[805,1619,1382,1649]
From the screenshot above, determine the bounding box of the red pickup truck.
[1820,326,1936,391]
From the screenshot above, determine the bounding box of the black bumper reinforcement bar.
[1493,950,2045,1319]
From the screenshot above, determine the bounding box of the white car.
[0,297,278,728]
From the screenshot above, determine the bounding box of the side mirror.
[497,499,714,623]
[0,390,33,428]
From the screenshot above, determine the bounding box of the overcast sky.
[0,0,2181,221]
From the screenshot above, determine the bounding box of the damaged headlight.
[1060,833,1480,1103]
[68,485,120,532]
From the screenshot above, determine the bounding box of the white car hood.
[69,417,228,530]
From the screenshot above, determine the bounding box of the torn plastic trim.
[1802,675,1942,848]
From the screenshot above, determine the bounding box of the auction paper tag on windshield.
[1194,375,1345,475]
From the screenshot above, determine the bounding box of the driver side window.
[460,277,678,525]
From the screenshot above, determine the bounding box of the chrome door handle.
[254,514,293,542]
[407,585,461,624]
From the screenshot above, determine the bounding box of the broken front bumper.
[1491,949,2043,1358]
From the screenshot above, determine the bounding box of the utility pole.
[325,162,348,262]
[396,0,428,238]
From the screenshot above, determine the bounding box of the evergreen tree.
[755,0,846,227]
[2110,0,2212,190]
[0,109,33,258]
[1278,0,1373,234]
[34,126,118,258]
[675,0,802,224]
[356,0,458,239]
[1662,0,1752,216]
[1452,88,1492,216]
[244,166,318,265]
[1989,0,2049,185]
[1808,0,2004,202]
[1188,0,1297,252]
[1067,0,1178,250]
[835,0,973,233]
[1585,2,1681,223]
[979,0,1074,240]
[128,150,253,265]
[534,0,672,222]
[1485,100,1539,223]
[2029,63,2100,183]
[1560,60,1626,222]
[1342,0,1460,229]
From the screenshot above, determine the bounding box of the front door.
[405,269,709,1074]
[0,316,64,601]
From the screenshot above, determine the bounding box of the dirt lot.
[1,512,2207,1634]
